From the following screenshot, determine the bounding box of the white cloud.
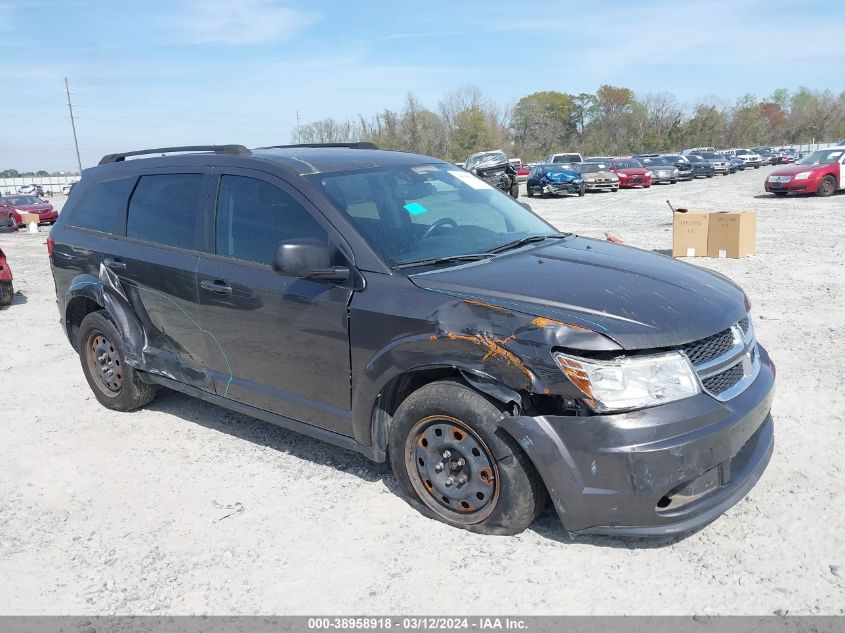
[170,0,318,45]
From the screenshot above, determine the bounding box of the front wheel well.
[370,367,528,459]
[66,296,103,350]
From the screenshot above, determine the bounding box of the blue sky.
[1,0,842,171]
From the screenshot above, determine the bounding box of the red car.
[765,147,845,197]
[0,246,13,306]
[603,158,652,188]
[0,194,58,226]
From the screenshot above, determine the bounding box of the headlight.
[574,178,583,184]
[617,172,628,178]
[794,172,811,180]
[553,351,700,413]
[673,169,679,176]
[646,171,654,177]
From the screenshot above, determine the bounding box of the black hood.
[410,236,746,350]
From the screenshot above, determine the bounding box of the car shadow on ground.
[0,290,27,309]
[145,387,694,548]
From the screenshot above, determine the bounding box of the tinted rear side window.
[127,174,204,250]
[68,177,135,234]
[215,175,328,266]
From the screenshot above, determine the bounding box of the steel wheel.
[817,176,835,197]
[85,331,123,395]
[405,415,500,524]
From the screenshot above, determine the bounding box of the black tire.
[78,310,157,412]
[670,179,677,184]
[817,175,836,197]
[0,281,12,306]
[526,187,534,198]
[388,380,546,535]
[706,174,714,178]
[578,189,585,197]
[644,184,651,188]
[510,183,519,199]
[773,191,788,197]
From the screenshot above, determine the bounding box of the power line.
[65,78,82,172]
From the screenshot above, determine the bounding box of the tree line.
[292,85,845,162]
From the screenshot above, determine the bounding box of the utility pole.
[65,78,82,173]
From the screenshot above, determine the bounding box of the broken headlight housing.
[553,351,700,413]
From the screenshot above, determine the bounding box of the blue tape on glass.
[404,202,427,215]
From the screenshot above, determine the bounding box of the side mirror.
[272,238,349,281]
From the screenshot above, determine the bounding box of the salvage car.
[0,246,13,306]
[526,163,585,197]
[635,156,679,184]
[465,150,519,198]
[49,143,775,536]
[685,154,717,178]
[577,162,619,192]
[661,155,695,180]
[17,184,44,196]
[697,151,732,176]
[765,146,845,197]
[0,195,58,226]
[598,158,652,188]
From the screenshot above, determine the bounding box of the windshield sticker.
[404,202,428,215]
[411,165,438,174]
[448,170,494,190]
[828,152,842,159]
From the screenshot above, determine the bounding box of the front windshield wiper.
[485,234,567,254]
[392,253,493,270]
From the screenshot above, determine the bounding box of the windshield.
[544,163,578,172]
[578,163,607,173]
[1,195,42,205]
[797,149,843,165]
[311,164,560,268]
[612,160,642,169]
[641,157,670,166]
[663,155,683,162]
[550,154,580,163]
[699,152,721,159]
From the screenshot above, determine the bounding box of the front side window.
[68,177,136,235]
[215,175,328,266]
[126,174,204,249]
[312,163,558,268]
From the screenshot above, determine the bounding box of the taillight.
[46,235,54,257]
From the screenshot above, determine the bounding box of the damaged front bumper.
[502,345,775,536]
[543,182,584,195]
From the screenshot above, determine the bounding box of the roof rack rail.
[98,144,251,166]
[258,142,380,150]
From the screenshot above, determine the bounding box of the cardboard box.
[672,209,709,257]
[707,211,757,258]
[18,213,39,225]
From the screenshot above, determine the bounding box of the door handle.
[200,279,233,295]
[103,257,126,271]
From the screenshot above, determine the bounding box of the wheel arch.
[366,364,525,463]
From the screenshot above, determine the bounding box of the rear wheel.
[526,187,534,197]
[510,183,519,199]
[817,175,836,197]
[0,281,12,306]
[389,380,546,535]
[78,310,157,411]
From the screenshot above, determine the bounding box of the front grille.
[702,362,744,393]
[682,327,735,365]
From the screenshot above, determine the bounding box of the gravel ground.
[1,166,843,615]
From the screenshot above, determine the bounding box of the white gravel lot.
[0,166,843,616]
